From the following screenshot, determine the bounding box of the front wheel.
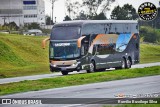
[61,71,68,75]
[115,58,126,70]
[121,58,126,69]
[87,61,95,73]
[126,58,131,68]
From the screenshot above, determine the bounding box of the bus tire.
[50,66,54,72]
[87,61,95,73]
[97,68,106,72]
[126,58,131,68]
[116,58,126,69]
[61,71,68,75]
[121,58,126,69]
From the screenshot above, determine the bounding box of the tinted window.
[50,42,80,59]
[82,24,104,35]
[116,34,132,52]
[51,27,80,40]
[97,44,115,55]
[23,1,36,5]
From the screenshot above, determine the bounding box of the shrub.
[140,26,160,43]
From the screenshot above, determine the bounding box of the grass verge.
[140,44,160,63]
[0,66,160,96]
[0,33,49,78]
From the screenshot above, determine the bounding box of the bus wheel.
[116,58,126,70]
[61,71,68,75]
[50,66,54,72]
[126,58,131,68]
[87,61,95,73]
[121,58,126,69]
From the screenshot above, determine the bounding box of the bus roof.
[53,20,138,27]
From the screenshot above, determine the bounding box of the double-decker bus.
[42,20,139,75]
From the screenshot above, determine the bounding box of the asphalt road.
[0,75,160,107]
[0,62,160,84]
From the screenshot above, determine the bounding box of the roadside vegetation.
[0,33,160,78]
[0,33,49,78]
[140,26,160,44]
[140,44,160,63]
[0,66,160,95]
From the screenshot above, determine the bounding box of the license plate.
[61,68,66,70]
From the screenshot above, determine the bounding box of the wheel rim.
[127,60,131,68]
[122,60,125,69]
[90,62,94,72]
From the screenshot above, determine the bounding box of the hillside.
[0,33,160,78]
[140,43,160,63]
[0,33,49,78]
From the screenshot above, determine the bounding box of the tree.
[140,26,160,43]
[2,22,19,31]
[27,23,40,29]
[65,0,114,20]
[63,15,72,21]
[92,12,107,20]
[111,4,138,20]
[154,8,160,29]
[65,0,81,19]
[46,15,52,25]
[8,22,19,30]
[82,0,115,19]
[75,11,88,20]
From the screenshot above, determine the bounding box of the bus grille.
[57,65,70,67]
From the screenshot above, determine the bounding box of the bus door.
[80,35,90,70]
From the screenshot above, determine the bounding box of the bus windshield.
[50,42,80,59]
[51,27,81,40]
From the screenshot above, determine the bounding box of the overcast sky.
[45,0,159,22]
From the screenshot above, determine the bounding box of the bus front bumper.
[50,62,81,72]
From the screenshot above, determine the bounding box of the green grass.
[104,104,159,107]
[0,66,160,95]
[0,33,160,78]
[0,33,50,78]
[140,44,160,63]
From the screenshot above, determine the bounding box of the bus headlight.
[72,63,76,66]
[71,62,80,67]
[53,64,57,67]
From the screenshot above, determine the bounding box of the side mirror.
[42,37,50,49]
[77,36,86,48]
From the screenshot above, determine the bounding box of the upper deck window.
[23,1,36,5]
[51,27,81,40]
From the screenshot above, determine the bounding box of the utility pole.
[2,17,7,25]
[51,0,56,24]
[55,17,56,23]
[52,0,53,23]
[46,0,57,24]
